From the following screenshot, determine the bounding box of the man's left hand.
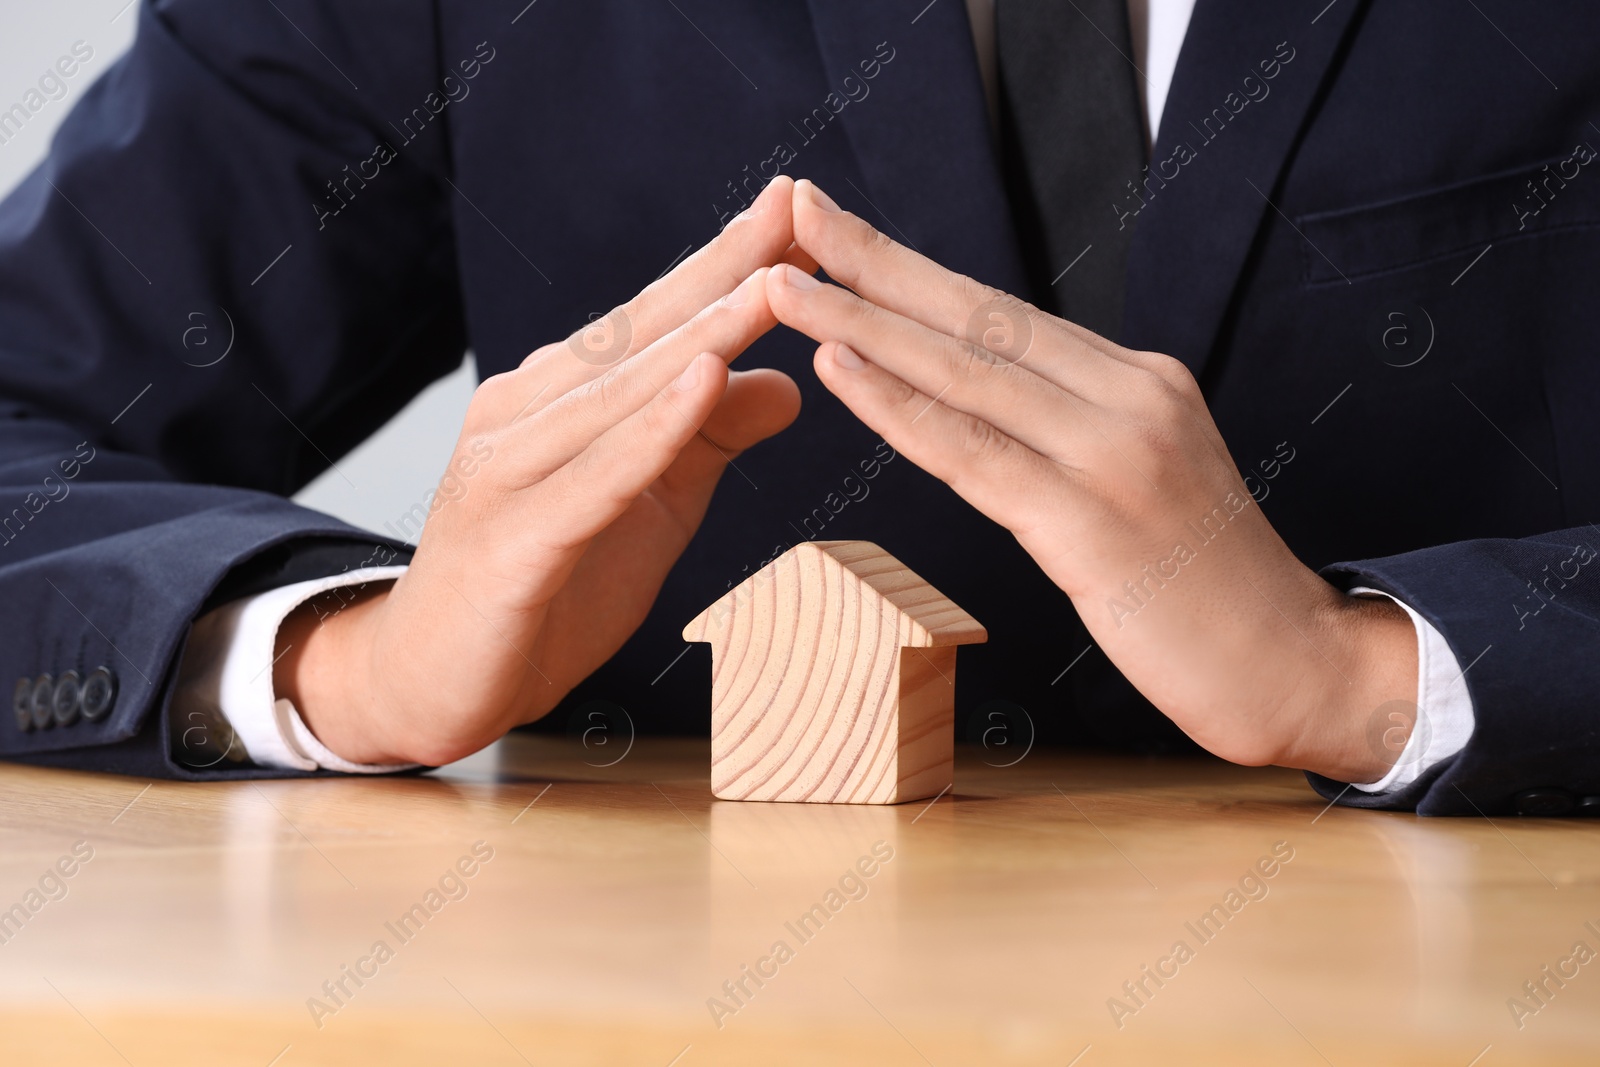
[769,179,1417,783]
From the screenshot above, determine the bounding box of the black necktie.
[997,0,1146,339]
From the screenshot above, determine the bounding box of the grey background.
[0,1,476,540]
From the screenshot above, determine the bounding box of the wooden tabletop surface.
[1,736,1597,1066]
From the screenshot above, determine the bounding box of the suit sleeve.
[169,566,414,773]
[0,0,466,778]
[1311,528,1600,816]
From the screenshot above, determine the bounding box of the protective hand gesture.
[770,180,1416,782]
[280,179,807,765]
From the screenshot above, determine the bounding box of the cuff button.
[13,678,33,732]
[52,670,82,727]
[29,674,55,730]
[81,666,117,721]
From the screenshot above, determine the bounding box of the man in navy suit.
[1,0,1596,816]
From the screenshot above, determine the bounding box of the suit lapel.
[1122,0,1367,375]
[802,0,1030,296]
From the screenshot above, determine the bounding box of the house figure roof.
[683,541,987,648]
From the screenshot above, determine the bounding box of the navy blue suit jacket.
[2,0,1597,814]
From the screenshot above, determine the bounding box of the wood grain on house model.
[683,540,986,804]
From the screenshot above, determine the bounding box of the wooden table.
[1,737,1597,1065]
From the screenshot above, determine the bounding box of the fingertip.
[808,180,842,213]
[702,367,804,452]
[750,175,789,213]
[777,262,822,291]
[790,180,845,268]
[765,366,804,421]
[732,177,798,245]
[763,263,814,326]
[724,266,766,308]
[705,351,732,392]
[792,178,820,227]
[767,176,799,241]
[763,260,792,306]
[732,365,804,426]
[813,341,867,380]
[811,343,854,403]
[675,351,719,394]
[781,242,821,275]
[729,266,778,332]
[749,265,780,324]
[831,342,867,370]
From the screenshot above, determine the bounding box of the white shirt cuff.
[170,566,417,774]
[1346,586,1475,793]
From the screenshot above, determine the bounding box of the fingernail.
[741,178,781,219]
[781,263,821,290]
[676,355,704,391]
[724,274,751,307]
[807,182,841,213]
[833,343,866,370]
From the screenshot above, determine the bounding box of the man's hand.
[769,179,1416,783]
[276,178,805,766]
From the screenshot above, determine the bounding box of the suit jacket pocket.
[1297,144,1600,286]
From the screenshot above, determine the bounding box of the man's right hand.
[275,178,805,766]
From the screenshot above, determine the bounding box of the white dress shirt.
[168,0,1472,792]
[171,565,414,774]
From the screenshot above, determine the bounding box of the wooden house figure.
[683,541,987,804]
